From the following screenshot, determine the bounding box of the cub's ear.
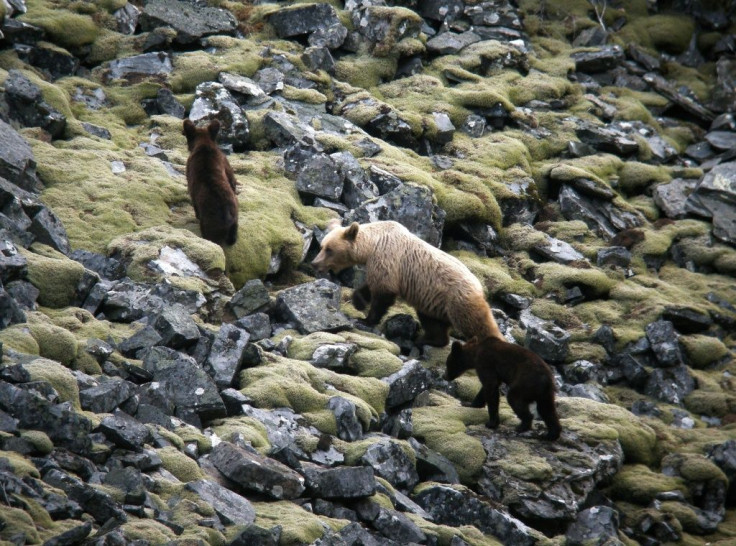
[208,119,221,140]
[344,222,360,242]
[468,336,479,344]
[450,340,463,354]
[326,218,342,232]
[183,119,196,138]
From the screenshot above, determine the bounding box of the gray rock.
[414,483,537,546]
[104,466,146,505]
[562,382,610,403]
[0,381,92,454]
[41,522,93,546]
[653,178,698,219]
[431,111,455,144]
[118,325,163,358]
[576,121,638,156]
[301,461,376,499]
[562,360,601,384]
[296,153,344,200]
[685,161,736,245]
[572,45,624,73]
[210,441,305,500]
[662,306,712,334]
[99,410,152,451]
[525,321,570,364]
[711,58,736,114]
[114,3,140,34]
[152,304,200,350]
[227,279,270,319]
[309,22,349,49]
[0,235,27,283]
[361,440,419,491]
[276,279,351,335]
[566,506,622,546]
[383,360,432,409]
[43,468,127,524]
[498,177,539,226]
[643,72,715,125]
[266,3,340,38]
[532,235,585,264]
[365,110,418,149]
[420,0,464,21]
[461,114,486,138]
[311,343,358,370]
[218,72,268,104]
[384,314,418,354]
[597,246,631,268]
[107,52,172,81]
[426,31,481,55]
[301,46,335,74]
[332,151,378,209]
[382,408,413,439]
[705,131,736,152]
[345,183,446,247]
[80,378,136,414]
[646,320,684,368]
[16,42,79,81]
[29,206,71,255]
[229,524,281,546]
[368,165,403,195]
[139,0,237,44]
[263,111,313,147]
[143,347,225,421]
[186,479,256,526]
[4,69,66,139]
[559,185,644,241]
[372,507,426,543]
[327,396,363,441]
[708,440,736,503]
[204,323,250,388]
[408,437,460,484]
[645,365,696,405]
[284,137,323,177]
[81,122,112,140]
[255,66,285,95]
[465,0,523,29]
[235,312,272,341]
[189,82,250,151]
[0,287,25,329]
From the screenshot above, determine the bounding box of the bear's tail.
[537,392,561,441]
[226,222,238,245]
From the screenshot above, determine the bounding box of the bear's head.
[311,220,360,273]
[445,338,478,381]
[183,119,221,152]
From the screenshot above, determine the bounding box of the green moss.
[684,390,736,418]
[658,501,707,534]
[412,392,489,483]
[172,421,212,454]
[680,335,729,368]
[26,315,79,368]
[0,324,40,356]
[121,520,177,543]
[157,446,205,483]
[240,355,388,433]
[558,398,658,464]
[534,262,617,299]
[614,14,695,54]
[607,464,687,504]
[287,332,347,360]
[19,0,99,49]
[0,505,40,544]
[22,245,86,308]
[209,416,271,452]
[24,357,81,409]
[349,348,404,378]
[617,162,671,195]
[253,501,342,544]
[459,252,536,298]
[335,55,398,91]
[19,430,54,455]
[0,451,41,478]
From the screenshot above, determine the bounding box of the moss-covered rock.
[22,245,86,309]
[606,464,688,505]
[24,357,81,409]
[157,446,205,483]
[253,500,343,545]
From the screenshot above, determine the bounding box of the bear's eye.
[325,248,333,256]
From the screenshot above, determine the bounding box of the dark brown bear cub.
[183,119,239,245]
[446,337,561,441]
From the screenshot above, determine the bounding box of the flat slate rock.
[139,0,237,43]
[186,479,256,526]
[276,279,351,334]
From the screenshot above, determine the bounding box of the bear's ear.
[344,222,360,242]
[451,340,463,354]
[208,119,221,140]
[183,119,196,139]
[467,336,479,345]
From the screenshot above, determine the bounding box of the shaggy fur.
[446,337,561,441]
[311,220,503,345]
[183,119,239,245]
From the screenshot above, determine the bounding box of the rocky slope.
[0,0,735,544]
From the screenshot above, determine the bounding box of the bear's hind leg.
[484,381,501,429]
[536,392,561,441]
[352,284,372,311]
[417,313,450,347]
[507,388,534,433]
[470,389,486,408]
[365,292,396,325]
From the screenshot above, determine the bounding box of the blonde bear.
[311,220,503,346]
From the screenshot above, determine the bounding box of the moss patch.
[680,335,729,369]
[253,500,343,545]
[24,357,81,409]
[209,416,271,452]
[606,464,687,505]
[22,245,86,308]
[157,446,205,483]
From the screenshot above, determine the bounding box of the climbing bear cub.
[310,220,503,346]
[183,119,239,246]
[446,337,561,441]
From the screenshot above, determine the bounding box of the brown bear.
[445,336,561,440]
[310,220,503,346]
[183,118,239,245]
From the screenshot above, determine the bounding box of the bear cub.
[183,119,239,246]
[446,337,561,440]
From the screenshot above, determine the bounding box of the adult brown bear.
[446,337,561,441]
[183,118,239,245]
[310,220,503,346]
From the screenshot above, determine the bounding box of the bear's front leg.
[352,284,372,311]
[484,381,500,429]
[416,313,450,347]
[364,292,396,325]
[508,387,533,433]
